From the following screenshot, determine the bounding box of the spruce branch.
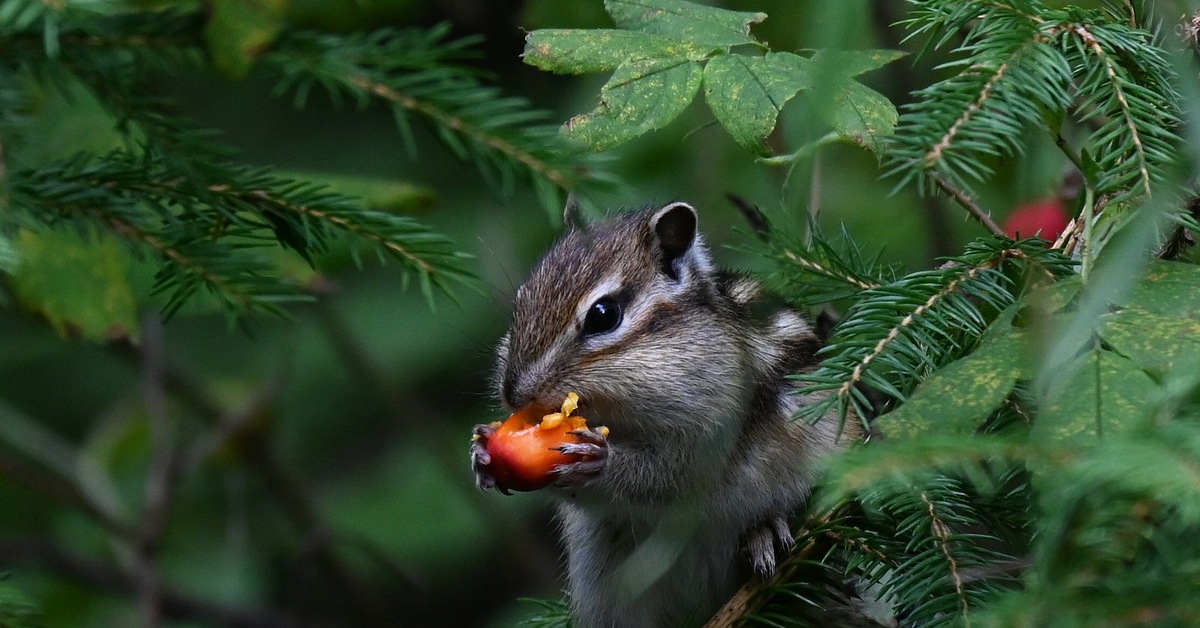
[756,225,898,307]
[264,27,609,208]
[921,491,971,625]
[795,239,1073,426]
[890,0,1180,206]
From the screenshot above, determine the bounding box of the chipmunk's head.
[495,202,745,435]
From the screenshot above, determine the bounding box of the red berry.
[1003,198,1070,241]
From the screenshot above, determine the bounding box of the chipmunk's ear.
[651,201,701,281]
[563,194,586,231]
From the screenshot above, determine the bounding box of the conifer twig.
[932,172,1005,236]
[1072,24,1152,196]
[347,73,575,191]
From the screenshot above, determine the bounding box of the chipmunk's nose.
[500,370,533,410]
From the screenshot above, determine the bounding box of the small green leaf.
[1100,307,1200,374]
[11,229,140,342]
[1035,349,1153,443]
[605,0,765,50]
[703,52,812,156]
[206,0,288,79]
[523,29,704,75]
[820,79,898,155]
[810,48,907,79]
[879,335,1028,440]
[564,57,702,150]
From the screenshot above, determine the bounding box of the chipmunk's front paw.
[743,513,796,578]
[470,422,501,492]
[549,426,609,486]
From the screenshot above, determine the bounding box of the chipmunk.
[471,201,860,628]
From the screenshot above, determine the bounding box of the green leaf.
[702,52,812,156]
[1125,260,1200,321]
[820,78,899,155]
[1034,349,1154,443]
[564,57,702,150]
[205,0,288,79]
[810,48,908,79]
[523,29,704,74]
[879,333,1028,440]
[605,0,766,50]
[1100,307,1200,374]
[11,229,140,342]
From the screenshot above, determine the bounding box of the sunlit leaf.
[880,333,1029,440]
[564,56,702,150]
[1126,260,1200,321]
[11,229,140,342]
[1100,307,1200,374]
[702,52,811,156]
[523,29,703,74]
[821,79,899,155]
[205,0,288,78]
[1034,349,1154,443]
[604,0,765,50]
[810,48,907,79]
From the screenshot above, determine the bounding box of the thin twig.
[136,315,176,628]
[932,172,1005,236]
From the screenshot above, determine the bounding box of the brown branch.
[932,172,1005,236]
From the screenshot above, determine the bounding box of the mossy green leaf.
[1035,349,1154,443]
[820,79,898,155]
[810,48,908,79]
[1100,307,1200,374]
[605,0,765,49]
[1126,260,1200,320]
[879,333,1028,440]
[523,29,704,75]
[703,52,812,156]
[205,0,288,79]
[564,57,702,150]
[11,229,140,342]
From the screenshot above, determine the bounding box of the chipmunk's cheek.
[480,393,609,493]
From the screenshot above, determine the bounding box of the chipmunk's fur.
[473,202,859,628]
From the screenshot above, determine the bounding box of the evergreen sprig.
[756,226,899,307]
[794,237,1073,426]
[888,0,1181,203]
[7,150,470,317]
[264,25,612,212]
[0,5,607,322]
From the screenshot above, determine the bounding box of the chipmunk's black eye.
[582,296,622,336]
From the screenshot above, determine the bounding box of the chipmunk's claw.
[744,513,795,579]
[470,423,499,492]
[549,427,609,487]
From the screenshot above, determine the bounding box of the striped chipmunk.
[471,201,860,628]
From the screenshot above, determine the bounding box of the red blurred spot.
[1003,198,1070,241]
